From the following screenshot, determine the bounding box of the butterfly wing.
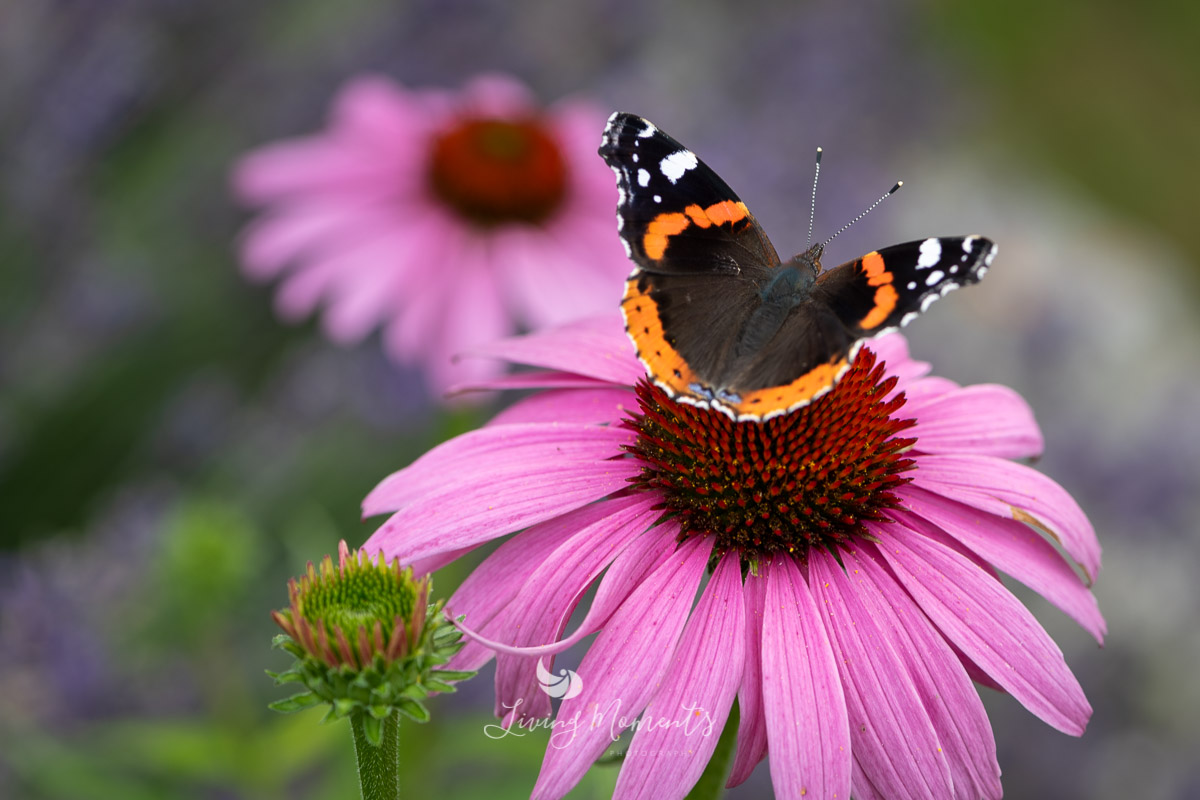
[601,112,779,398]
[714,236,997,421]
[813,235,995,336]
[599,112,781,277]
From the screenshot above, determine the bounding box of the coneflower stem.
[351,712,401,800]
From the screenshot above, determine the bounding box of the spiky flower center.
[273,544,427,669]
[428,116,568,226]
[626,349,917,559]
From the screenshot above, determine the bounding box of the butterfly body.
[600,112,996,421]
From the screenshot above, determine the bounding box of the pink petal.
[237,201,396,280]
[456,518,680,663]
[897,485,1106,642]
[614,552,746,800]
[869,517,1092,735]
[320,222,441,343]
[487,388,635,427]
[380,214,460,361]
[232,136,391,202]
[727,568,769,787]
[445,499,635,671]
[909,384,1044,460]
[867,334,930,386]
[493,223,627,328]
[809,552,954,800]
[531,536,713,800]
[424,241,516,394]
[362,423,639,563]
[492,497,661,720]
[911,453,1101,583]
[466,315,644,386]
[897,375,960,405]
[762,555,851,800]
[845,547,1003,800]
[451,370,613,396]
[458,73,537,118]
[328,74,428,150]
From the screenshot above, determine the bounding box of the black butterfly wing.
[599,112,780,279]
[713,236,996,420]
[813,236,996,337]
[602,112,780,398]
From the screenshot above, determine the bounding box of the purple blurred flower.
[232,73,631,395]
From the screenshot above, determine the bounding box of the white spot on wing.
[917,238,941,269]
[638,168,650,187]
[906,281,917,290]
[925,269,945,286]
[653,195,662,203]
[660,150,698,183]
[962,235,977,253]
[637,122,657,138]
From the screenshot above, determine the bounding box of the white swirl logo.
[536,658,583,700]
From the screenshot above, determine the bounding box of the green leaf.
[268,692,322,714]
[396,698,431,723]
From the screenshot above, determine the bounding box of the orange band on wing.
[860,251,892,286]
[621,275,700,395]
[642,202,752,261]
[729,358,847,417]
[857,251,898,329]
[643,213,690,260]
[703,200,749,227]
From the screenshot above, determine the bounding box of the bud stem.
[351,712,401,800]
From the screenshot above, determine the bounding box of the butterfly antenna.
[821,180,903,249]
[805,147,823,249]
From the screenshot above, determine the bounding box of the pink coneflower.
[362,316,1104,800]
[232,74,631,393]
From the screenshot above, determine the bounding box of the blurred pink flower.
[362,317,1104,800]
[232,74,631,394]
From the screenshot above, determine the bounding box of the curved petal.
[444,498,640,671]
[493,497,661,720]
[908,384,1044,460]
[762,555,851,800]
[869,516,1092,736]
[456,519,680,662]
[530,536,713,800]
[362,423,639,563]
[845,547,1003,800]
[896,485,1105,642]
[911,454,1101,582]
[727,568,768,787]
[614,552,746,800]
[810,552,954,800]
[466,315,644,386]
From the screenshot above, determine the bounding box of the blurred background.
[2,0,1198,797]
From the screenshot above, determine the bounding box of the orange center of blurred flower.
[625,349,918,560]
[428,117,568,227]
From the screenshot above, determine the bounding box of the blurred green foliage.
[931,0,1200,283]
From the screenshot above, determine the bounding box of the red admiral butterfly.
[599,112,996,422]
